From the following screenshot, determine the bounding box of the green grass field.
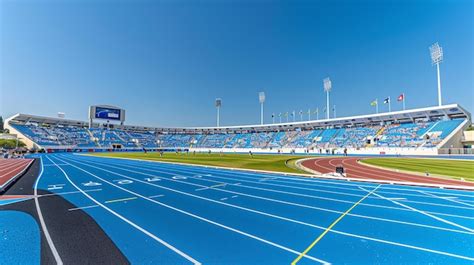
[361,158,474,181]
[90,152,310,174]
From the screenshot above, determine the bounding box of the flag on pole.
[279,113,282,117]
[323,107,327,113]
[271,113,275,118]
[383,97,390,104]
[284,112,288,117]
[397,93,404,101]
[370,99,377,106]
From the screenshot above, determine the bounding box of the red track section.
[0,159,33,188]
[301,157,474,188]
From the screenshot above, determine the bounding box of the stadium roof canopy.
[6,104,471,134]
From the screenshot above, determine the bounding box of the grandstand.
[5,104,471,155]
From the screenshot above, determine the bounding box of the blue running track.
[33,153,474,264]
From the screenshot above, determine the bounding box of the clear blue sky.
[1,0,473,127]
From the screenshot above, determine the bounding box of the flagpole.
[316,108,319,120]
[403,94,406,110]
[376,99,378,114]
[389,96,391,112]
[308,109,311,121]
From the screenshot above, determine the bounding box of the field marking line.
[54,155,329,264]
[105,196,137,204]
[83,154,474,197]
[359,187,474,233]
[419,191,474,208]
[291,185,381,264]
[74,155,474,211]
[34,157,64,265]
[68,155,474,222]
[58,155,474,260]
[45,156,201,265]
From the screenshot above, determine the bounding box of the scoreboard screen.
[95,107,121,120]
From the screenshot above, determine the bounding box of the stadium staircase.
[366,126,385,147]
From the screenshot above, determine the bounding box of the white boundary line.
[34,157,63,265]
[53,155,329,264]
[45,156,201,265]
[58,155,474,261]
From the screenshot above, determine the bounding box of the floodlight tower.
[430,42,443,106]
[323,77,332,119]
[215,98,222,127]
[259,92,265,125]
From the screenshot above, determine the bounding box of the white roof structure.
[6,104,471,134]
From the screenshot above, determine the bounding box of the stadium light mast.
[323,77,332,119]
[430,42,443,106]
[215,98,222,127]
[259,92,265,125]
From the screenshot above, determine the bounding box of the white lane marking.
[76,156,474,216]
[82,159,474,235]
[195,183,226,191]
[37,189,103,198]
[81,154,474,198]
[419,191,474,208]
[59,155,474,261]
[55,155,329,264]
[105,197,137,204]
[46,156,201,265]
[71,155,474,222]
[82,181,102,187]
[231,195,239,199]
[68,205,100,211]
[35,157,63,265]
[47,184,65,190]
[360,187,474,234]
[220,197,228,201]
[95,157,473,210]
[387,198,406,201]
[148,194,165,199]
